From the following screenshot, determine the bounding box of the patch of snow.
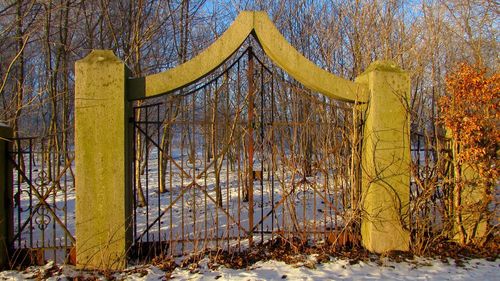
[165,258,500,281]
[1,257,498,281]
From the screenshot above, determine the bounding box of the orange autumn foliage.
[439,63,499,186]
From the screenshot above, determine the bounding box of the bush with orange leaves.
[439,63,499,245]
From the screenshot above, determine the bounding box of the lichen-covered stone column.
[355,61,410,253]
[75,50,132,269]
[0,124,12,269]
[457,163,488,243]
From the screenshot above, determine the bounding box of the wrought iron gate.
[131,40,358,258]
[8,137,75,265]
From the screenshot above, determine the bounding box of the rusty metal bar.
[247,47,255,246]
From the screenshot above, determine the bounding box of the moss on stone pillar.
[457,163,488,243]
[355,61,410,253]
[75,50,132,269]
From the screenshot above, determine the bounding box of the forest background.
[0,0,497,254]
[1,0,497,139]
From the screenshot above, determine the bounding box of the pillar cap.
[361,60,405,75]
[355,60,407,85]
[77,50,122,64]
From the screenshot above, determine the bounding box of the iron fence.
[409,132,453,235]
[8,137,75,265]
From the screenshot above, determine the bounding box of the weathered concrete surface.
[355,61,410,253]
[75,50,132,269]
[455,162,488,243]
[253,11,367,102]
[128,11,368,103]
[0,124,12,269]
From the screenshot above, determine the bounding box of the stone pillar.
[75,50,132,269]
[0,124,12,269]
[355,61,410,253]
[445,130,488,243]
[458,163,488,242]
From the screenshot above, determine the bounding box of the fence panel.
[8,137,75,265]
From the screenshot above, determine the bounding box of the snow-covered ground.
[0,257,498,280]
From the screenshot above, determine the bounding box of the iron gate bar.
[213,78,219,250]
[145,103,150,244]
[223,70,229,250]
[9,155,75,243]
[29,138,33,247]
[132,125,251,241]
[133,113,251,243]
[133,102,163,109]
[410,133,452,199]
[177,47,254,98]
[247,46,255,246]
[132,45,258,246]
[260,60,264,244]
[132,104,249,186]
[191,89,197,252]
[133,123,192,178]
[157,104,161,243]
[132,105,137,247]
[132,121,345,127]
[271,71,275,241]
[135,230,336,244]
[246,165,340,234]
[133,84,254,179]
[236,59,242,250]
[8,137,75,266]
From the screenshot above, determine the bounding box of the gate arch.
[127,11,367,102]
[75,11,410,269]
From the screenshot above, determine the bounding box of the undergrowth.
[149,235,499,277]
